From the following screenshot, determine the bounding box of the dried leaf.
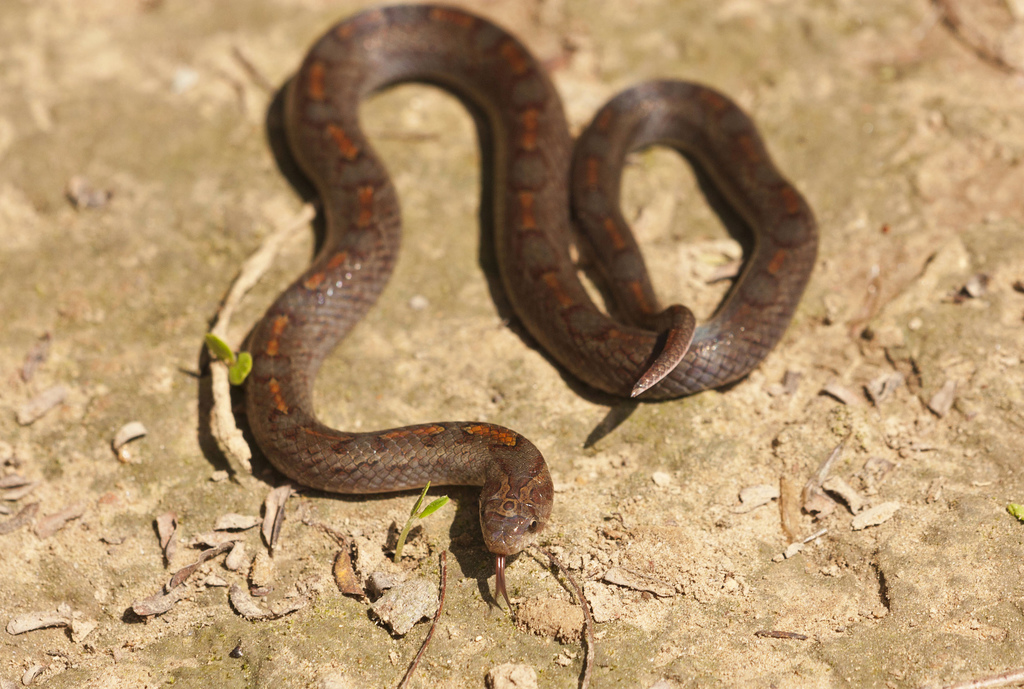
[779,476,804,540]
[34,502,86,539]
[155,511,177,567]
[734,484,780,513]
[0,474,31,489]
[333,547,363,597]
[851,502,901,530]
[213,513,260,531]
[820,382,862,406]
[0,502,39,535]
[228,584,305,621]
[6,603,72,635]
[17,385,68,425]
[20,333,51,383]
[262,484,292,551]
[1,481,39,501]
[166,541,233,590]
[112,422,147,451]
[131,588,185,617]
[822,476,866,514]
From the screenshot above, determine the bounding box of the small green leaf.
[229,352,253,386]
[1007,503,1024,522]
[417,496,449,519]
[409,482,431,517]
[204,333,236,365]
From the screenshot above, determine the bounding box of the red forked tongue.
[495,554,511,609]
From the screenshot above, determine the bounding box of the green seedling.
[204,333,253,386]
[1008,503,1024,523]
[394,482,449,562]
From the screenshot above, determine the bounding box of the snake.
[245,4,818,607]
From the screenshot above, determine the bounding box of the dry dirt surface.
[2,0,1024,688]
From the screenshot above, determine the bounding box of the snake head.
[478,438,554,607]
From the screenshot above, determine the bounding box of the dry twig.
[398,551,448,689]
[540,548,594,689]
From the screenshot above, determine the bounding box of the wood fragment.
[755,629,809,640]
[0,502,39,535]
[16,385,68,425]
[34,501,86,539]
[398,551,448,689]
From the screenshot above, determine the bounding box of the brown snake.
[245,5,818,606]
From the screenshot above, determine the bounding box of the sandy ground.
[2,0,1024,687]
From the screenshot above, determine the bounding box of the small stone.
[927,380,957,417]
[16,385,67,425]
[370,578,438,636]
[486,663,538,689]
[651,471,672,487]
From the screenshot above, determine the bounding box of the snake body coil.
[245,5,818,604]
